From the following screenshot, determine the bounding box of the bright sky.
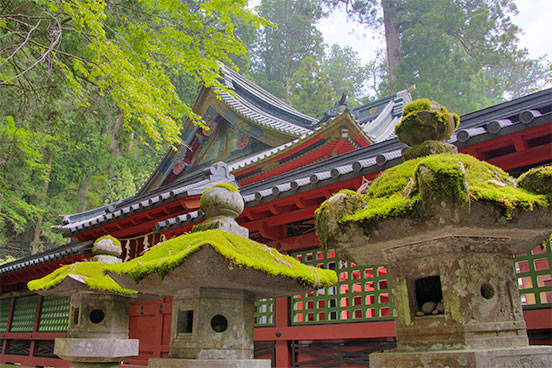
[317,0,551,63]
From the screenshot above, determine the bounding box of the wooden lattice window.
[254,298,275,327]
[38,296,70,332]
[0,298,12,332]
[516,243,552,308]
[291,249,393,325]
[10,295,38,332]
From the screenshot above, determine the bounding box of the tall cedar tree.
[327,0,550,113]
[251,0,326,99]
[289,56,335,117]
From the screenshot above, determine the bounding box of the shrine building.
[1,65,551,367]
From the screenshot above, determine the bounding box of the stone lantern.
[315,100,552,367]
[109,184,337,367]
[28,235,139,368]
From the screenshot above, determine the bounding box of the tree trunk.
[76,176,89,213]
[382,0,401,90]
[30,154,53,255]
[109,116,124,155]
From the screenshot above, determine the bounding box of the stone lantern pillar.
[315,100,552,367]
[29,236,139,367]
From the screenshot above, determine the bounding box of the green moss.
[315,190,363,249]
[518,166,552,196]
[340,154,548,224]
[28,261,137,296]
[110,229,337,288]
[202,183,240,195]
[94,234,121,248]
[403,140,457,161]
[395,99,460,147]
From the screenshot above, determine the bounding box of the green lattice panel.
[291,249,393,325]
[0,298,12,332]
[254,298,275,327]
[38,296,70,332]
[10,295,38,332]
[515,243,552,309]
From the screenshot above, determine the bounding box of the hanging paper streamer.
[123,240,131,262]
[140,234,150,255]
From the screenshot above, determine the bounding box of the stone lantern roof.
[316,100,551,265]
[108,183,336,297]
[29,184,337,298]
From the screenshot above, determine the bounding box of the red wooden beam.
[241,207,317,232]
[487,144,552,170]
[0,332,66,340]
[74,195,201,241]
[266,233,320,254]
[254,320,396,341]
[259,223,287,240]
[459,123,550,153]
[0,354,70,367]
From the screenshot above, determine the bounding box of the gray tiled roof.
[219,64,316,136]
[0,240,93,275]
[154,88,552,233]
[352,89,412,142]
[57,162,238,236]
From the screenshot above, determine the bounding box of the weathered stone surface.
[421,301,436,314]
[332,201,551,266]
[110,246,316,298]
[168,288,255,360]
[385,236,529,351]
[54,338,138,362]
[317,100,551,368]
[195,185,248,238]
[68,294,131,339]
[148,358,271,368]
[370,346,552,368]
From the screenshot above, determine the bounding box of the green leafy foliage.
[0,0,265,258]
[1,0,266,146]
[322,44,370,104]
[289,57,334,117]
[0,116,52,245]
[251,0,326,99]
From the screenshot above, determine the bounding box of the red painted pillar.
[29,295,43,357]
[274,297,291,368]
[1,297,15,357]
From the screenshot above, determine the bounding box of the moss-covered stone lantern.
[28,235,139,368]
[107,184,337,367]
[315,100,552,367]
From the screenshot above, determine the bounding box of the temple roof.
[1,84,550,278]
[218,64,317,135]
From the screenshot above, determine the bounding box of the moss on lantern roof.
[202,183,240,195]
[94,234,121,248]
[518,166,552,196]
[110,229,337,288]
[337,154,549,224]
[27,261,137,296]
